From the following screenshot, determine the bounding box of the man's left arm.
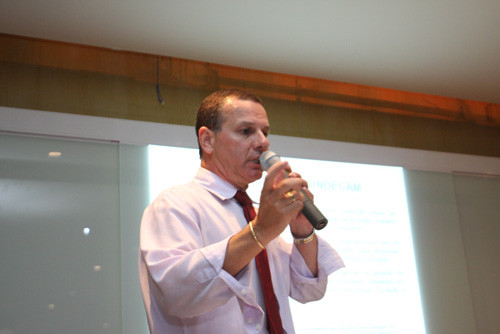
[288,233,344,303]
[287,173,321,277]
[287,173,344,301]
[293,232,319,276]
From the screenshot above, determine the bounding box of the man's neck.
[200,159,248,190]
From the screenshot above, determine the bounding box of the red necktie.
[234,190,284,334]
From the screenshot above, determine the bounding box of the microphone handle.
[301,193,328,230]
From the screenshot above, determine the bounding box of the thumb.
[262,160,290,190]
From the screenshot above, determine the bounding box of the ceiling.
[1,0,499,104]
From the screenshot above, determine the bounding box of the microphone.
[259,151,328,230]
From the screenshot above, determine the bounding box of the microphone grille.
[259,151,281,171]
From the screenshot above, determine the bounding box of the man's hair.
[195,89,263,158]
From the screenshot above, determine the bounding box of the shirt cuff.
[198,235,264,316]
[197,236,231,282]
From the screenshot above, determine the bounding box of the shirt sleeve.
[288,235,345,303]
[140,192,253,319]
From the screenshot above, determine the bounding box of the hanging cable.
[156,55,165,105]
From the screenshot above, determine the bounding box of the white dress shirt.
[139,167,344,333]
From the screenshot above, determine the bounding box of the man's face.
[209,97,271,189]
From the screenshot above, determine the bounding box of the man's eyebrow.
[237,121,269,128]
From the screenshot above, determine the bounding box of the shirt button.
[241,289,247,295]
[256,324,262,331]
[247,318,253,324]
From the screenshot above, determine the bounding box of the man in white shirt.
[139,89,344,333]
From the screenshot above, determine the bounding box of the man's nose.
[255,131,270,152]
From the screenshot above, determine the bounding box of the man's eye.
[242,128,251,135]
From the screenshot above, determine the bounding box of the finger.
[284,190,295,200]
[287,194,304,214]
[301,186,314,201]
[283,190,298,206]
[283,190,306,211]
[289,172,309,189]
[277,177,306,197]
[262,161,289,191]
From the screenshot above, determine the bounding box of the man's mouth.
[250,157,261,167]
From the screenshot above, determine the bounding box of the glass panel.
[0,133,122,334]
[453,173,500,334]
[403,169,476,334]
[118,144,150,334]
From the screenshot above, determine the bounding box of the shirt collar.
[194,167,239,201]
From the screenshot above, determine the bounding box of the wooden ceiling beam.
[1,33,499,126]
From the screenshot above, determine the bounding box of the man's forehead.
[222,96,248,110]
[221,97,268,119]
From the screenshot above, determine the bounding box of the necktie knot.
[234,190,251,206]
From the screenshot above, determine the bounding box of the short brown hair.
[195,89,263,158]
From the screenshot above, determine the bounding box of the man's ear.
[198,126,215,155]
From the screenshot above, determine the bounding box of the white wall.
[1,106,499,333]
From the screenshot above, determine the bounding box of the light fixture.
[48,151,62,158]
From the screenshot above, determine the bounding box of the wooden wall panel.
[1,33,499,157]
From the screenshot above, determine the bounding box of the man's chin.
[247,170,263,183]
